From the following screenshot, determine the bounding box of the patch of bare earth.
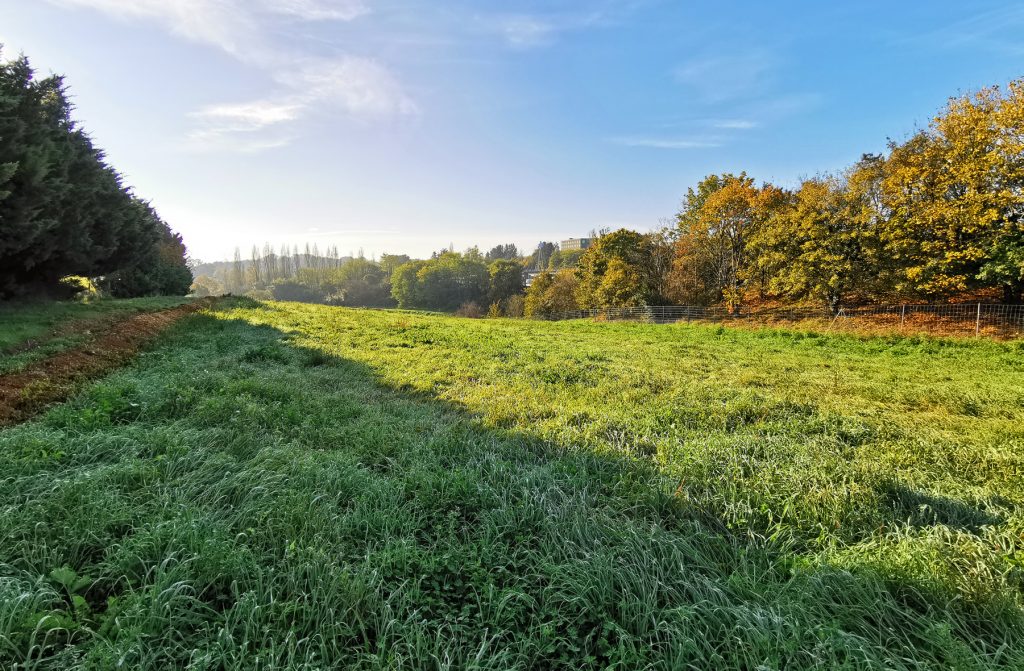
[1,309,145,357]
[0,300,213,427]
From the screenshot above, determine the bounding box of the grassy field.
[0,297,189,374]
[1,298,1022,669]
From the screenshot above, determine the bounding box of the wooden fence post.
[976,303,982,337]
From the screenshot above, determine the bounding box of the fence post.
[900,304,905,329]
[976,303,981,337]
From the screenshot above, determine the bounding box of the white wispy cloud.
[486,2,642,50]
[902,6,1024,56]
[48,0,414,152]
[270,0,370,22]
[185,132,297,154]
[183,57,418,152]
[52,0,370,50]
[52,0,257,56]
[192,101,304,130]
[186,100,303,151]
[498,16,557,49]
[711,119,758,130]
[673,50,777,104]
[652,45,819,150]
[610,136,722,149]
[291,57,419,117]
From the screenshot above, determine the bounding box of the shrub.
[455,301,483,318]
[270,281,322,303]
[504,295,526,318]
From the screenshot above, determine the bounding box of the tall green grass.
[1,298,1021,669]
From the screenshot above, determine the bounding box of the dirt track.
[0,299,212,427]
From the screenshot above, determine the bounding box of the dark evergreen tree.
[104,214,193,297]
[0,51,188,298]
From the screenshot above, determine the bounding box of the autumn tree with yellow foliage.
[669,78,1023,310]
[524,269,580,316]
[880,80,1024,302]
[749,158,885,312]
[667,174,786,310]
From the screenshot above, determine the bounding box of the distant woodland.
[193,78,1023,316]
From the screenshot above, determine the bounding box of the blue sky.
[2,1,1022,261]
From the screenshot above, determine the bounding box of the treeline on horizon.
[196,76,1023,316]
[191,243,533,317]
[0,51,191,300]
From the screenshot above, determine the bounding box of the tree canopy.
[575,229,671,309]
[667,78,1024,308]
[0,51,190,298]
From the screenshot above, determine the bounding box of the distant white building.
[560,237,593,251]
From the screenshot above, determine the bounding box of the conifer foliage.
[0,51,190,298]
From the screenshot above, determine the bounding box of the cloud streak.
[485,1,644,50]
[673,50,778,104]
[49,0,414,151]
[497,16,557,49]
[192,101,304,129]
[711,119,759,130]
[610,136,722,149]
[903,6,1024,56]
[52,0,370,50]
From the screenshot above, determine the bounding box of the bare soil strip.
[1,310,141,357]
[0,300,212,427]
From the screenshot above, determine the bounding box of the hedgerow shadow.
[878,481,1005,533]
[0,305,1020,670]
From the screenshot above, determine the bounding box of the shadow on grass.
[879,481,1004,533]
[1,302,1021,670]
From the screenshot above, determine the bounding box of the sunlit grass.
[1,298,1022,669]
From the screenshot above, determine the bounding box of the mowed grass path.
[1,298,1022,669]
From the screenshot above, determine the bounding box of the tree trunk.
[826,291,842,315]
[1004,283,1023,304]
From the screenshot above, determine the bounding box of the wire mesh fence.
[536,303,1024,339]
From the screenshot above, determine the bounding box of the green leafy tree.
[528,241,557,270]
[524,271,553,316]
[485,244,519,261]
[488,258,524,304]
[416,252,489,311]
[575,229,670,308]
[379,254,411,276]
[191,275,224,297]
[325,258,393,307]
[390,260,428,308]
[547,248,585,270]
[271,280,322,303]
[977,240,1024,301]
